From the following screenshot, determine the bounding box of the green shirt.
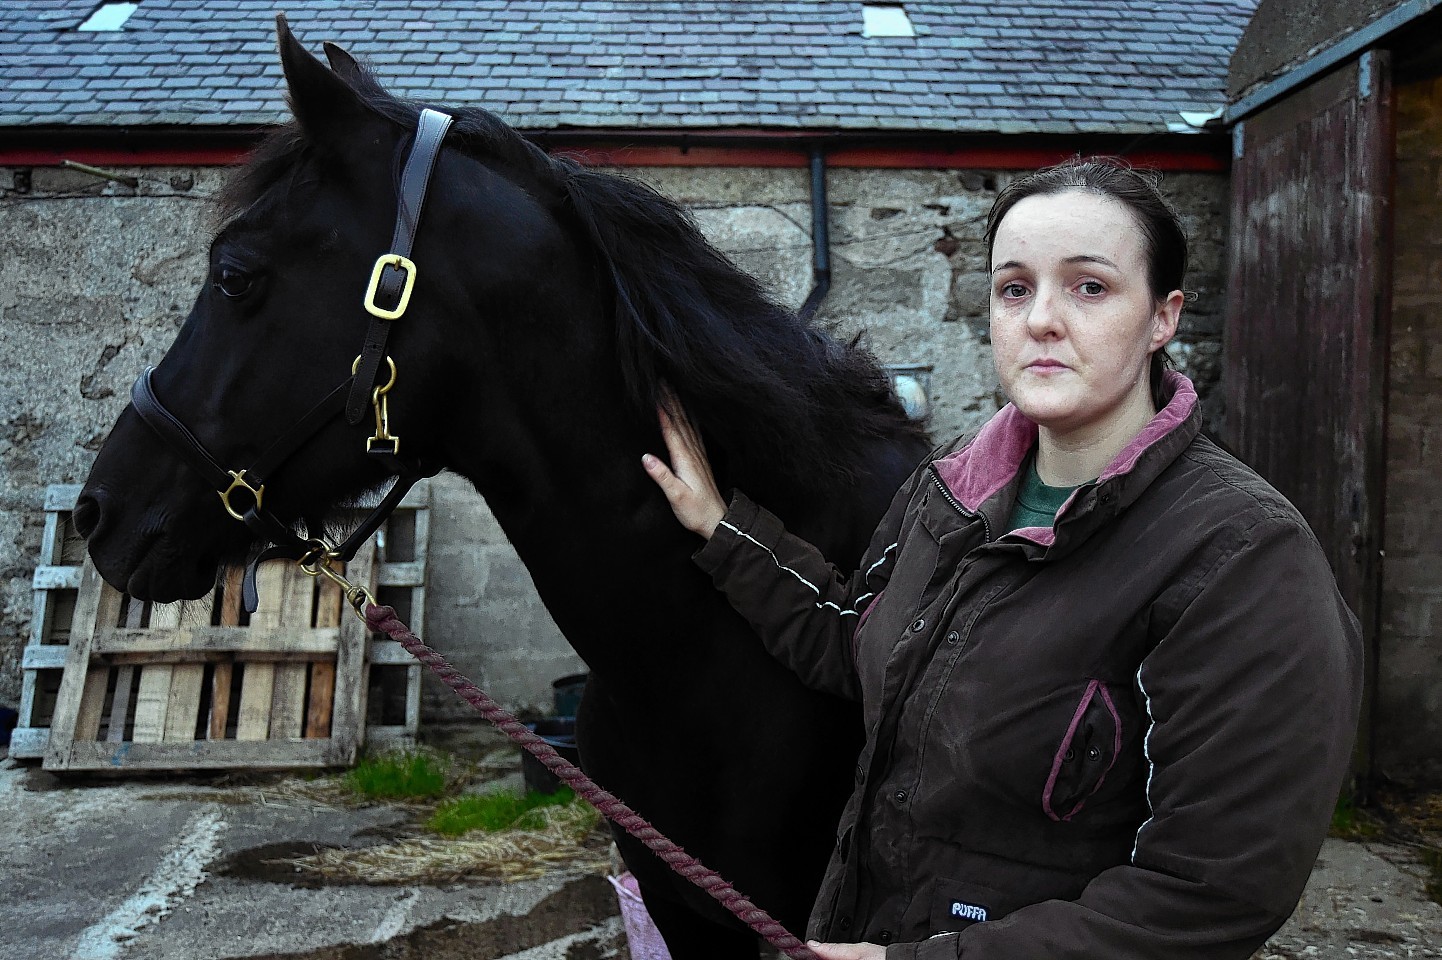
[1007,452,1081,531]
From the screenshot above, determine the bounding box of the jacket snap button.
[1064,748,1075,762]
[945,630,959,644]
[1087,745,1102,762]
[893,790,908,803]
[878,930,893,944]
[911,618,926,632]
[839,916,853,931]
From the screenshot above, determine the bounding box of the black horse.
[78,21,930,959]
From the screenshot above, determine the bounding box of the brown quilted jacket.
[693,373,1363,959]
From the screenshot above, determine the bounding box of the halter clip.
[298,540,376,622]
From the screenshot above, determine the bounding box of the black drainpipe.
[798,147,831,321]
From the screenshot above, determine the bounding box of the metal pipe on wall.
[798,147,831,321]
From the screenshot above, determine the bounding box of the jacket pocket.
[1042,678,1123,822]
[927,877,1010,933]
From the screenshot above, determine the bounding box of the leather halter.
[127,108,454,612]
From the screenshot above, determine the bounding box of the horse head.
[77,17,602,601]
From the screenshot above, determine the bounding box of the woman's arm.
[643,403,944,699]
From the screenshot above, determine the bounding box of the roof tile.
[0,0,1255,134]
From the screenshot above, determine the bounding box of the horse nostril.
[73,492,105,540]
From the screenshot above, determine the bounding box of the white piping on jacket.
[1131,661,1158,863]
[720,521,896,618]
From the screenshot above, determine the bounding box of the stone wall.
[1378,74,1442,784]
[0,159,1231,720]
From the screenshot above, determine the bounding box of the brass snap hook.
[297,542,376,623]
[352,355,401,456]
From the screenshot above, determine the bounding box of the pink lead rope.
[364,603,822,960]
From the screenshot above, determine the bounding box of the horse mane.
[554,163,930,496]
[219,66,930,497]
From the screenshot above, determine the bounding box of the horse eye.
[214,267,253,299]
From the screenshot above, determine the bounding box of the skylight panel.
[862,4,916,38]
[78,2,139,32]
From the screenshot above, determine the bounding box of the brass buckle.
[218,469,264,522]
[363,254,417,320]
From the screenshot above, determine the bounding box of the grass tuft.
[1329,791,1382,840]
[427,787,578,837]
[345,750,450,801]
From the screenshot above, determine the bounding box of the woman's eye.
[1078,281,1106,296]
[1000,282,1029,299]
[214,267,253,299]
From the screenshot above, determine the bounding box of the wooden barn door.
[1225,51,1393,782]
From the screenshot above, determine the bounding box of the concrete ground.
[1,743,1439,960]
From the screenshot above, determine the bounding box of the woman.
[642,158,1363,960]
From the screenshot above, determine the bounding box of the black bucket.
[551,673,588,717]
[521,716,579,794]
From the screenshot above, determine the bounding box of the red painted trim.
[557,144,1226,172]
[0,140,1226,173]
[1,146,252,166]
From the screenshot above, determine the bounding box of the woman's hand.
[806,940,887,960]
[642,402,727,539]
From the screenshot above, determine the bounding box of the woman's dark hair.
[984,156,1188,408]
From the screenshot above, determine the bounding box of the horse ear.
[275,14,377,143]
[322,41,365,83]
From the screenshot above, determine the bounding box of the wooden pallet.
[11,483,429,770]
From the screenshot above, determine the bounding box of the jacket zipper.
[929,467,990,542]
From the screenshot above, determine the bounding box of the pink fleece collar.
[934,371,1198,516]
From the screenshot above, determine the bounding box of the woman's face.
[989,189,1182,441]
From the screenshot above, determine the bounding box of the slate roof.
[1,1,1256,135]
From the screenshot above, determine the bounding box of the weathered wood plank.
[331,546,374,762]
[61,738,347,771]
[21,646,68,670]
[304,662,336,739]
[162,592,211,742]
[219,566,244,627]
[32,566,81,590]
[92,626,342,658]
[236,564,286,741]
[376,562,424,588]
[131,665,172,744]
[8,728,49,757]
[209,662,234,741]
[72,668,111,743]
[267,564,316,738]
[107,665,135,744]
[46,562,121,768]
[44,484,83,513]
[131,601,185,743]
[235,662,274,742]
[164,666,205,742]
[1225,53,1393,784]
[269,663,307,739]
[305,567,342,739]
